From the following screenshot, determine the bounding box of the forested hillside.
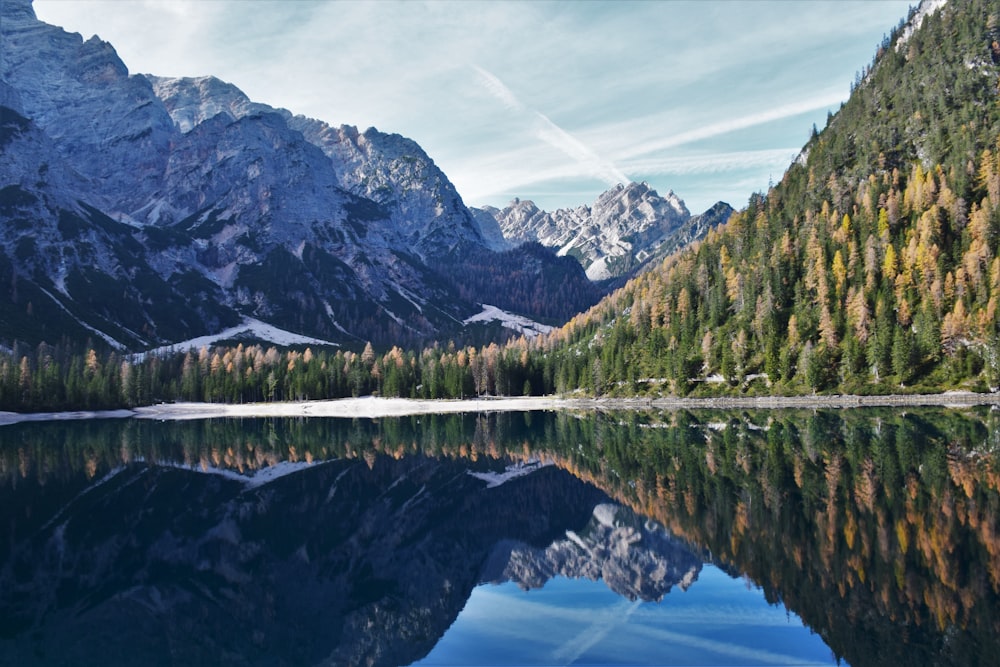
[532,0,1000,396]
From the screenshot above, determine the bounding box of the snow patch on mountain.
[38,287,128,350]
[137,317,339,359]
[146,459,331,489]
[468,458,553,488]
[463,305,554,338]
[586,257,612,281]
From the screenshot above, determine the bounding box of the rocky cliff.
[0,0,600,350]
[476,182,729,281]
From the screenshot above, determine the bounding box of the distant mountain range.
[474,183,732,281]
[0,0,725,352]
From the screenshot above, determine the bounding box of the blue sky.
[35,0,914,214]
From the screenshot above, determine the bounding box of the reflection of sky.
[413,566,838,666]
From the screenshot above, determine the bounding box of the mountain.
[640,200,735,269]
[0,0,601,351]
[523,0,1000,397]
[0,76,236,349]
[475,182,730,281]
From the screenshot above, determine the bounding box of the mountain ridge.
[0,0,611,350]
[475,182,731,280]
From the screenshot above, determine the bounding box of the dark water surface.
[1,407,998,666]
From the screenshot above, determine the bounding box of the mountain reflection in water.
[0,408,998,666]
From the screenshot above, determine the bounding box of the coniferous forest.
[3,0,1000,412]
[534,0,1000,396]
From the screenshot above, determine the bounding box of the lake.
[1,407,998,666]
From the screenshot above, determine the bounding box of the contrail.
[473,64,628,187]
[615,90,846,161]
[472,65,526,113]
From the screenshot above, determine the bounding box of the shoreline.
[1,391,998,425]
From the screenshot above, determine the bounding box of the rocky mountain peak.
[478,181,695,281]
[74,33,129,83]
[289,116,485,258]
[499,197,546,227]
[591,180,690,228]
[0,0,36,23]
[1,3,176,219]
[149,75,281,133]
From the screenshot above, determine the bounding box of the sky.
[34,0,915,214]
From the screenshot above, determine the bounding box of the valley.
[5,4,1000,666]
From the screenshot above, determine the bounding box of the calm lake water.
[1,407,998,666]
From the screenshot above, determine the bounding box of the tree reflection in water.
[0,407,998,666]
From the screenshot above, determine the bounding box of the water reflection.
[480,501,702,602]
[0,408,998,666]
[419,570,836,667]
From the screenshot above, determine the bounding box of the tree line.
[4,159,1000,410]
[0,339,553,412]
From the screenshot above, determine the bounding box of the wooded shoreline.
[1,391,998,425]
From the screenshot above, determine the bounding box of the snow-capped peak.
[478,181,692,281]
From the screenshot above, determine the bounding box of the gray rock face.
[469,206,511,251]
[146,74,486,262]
[289,117,484,260]
[644,200,735,267]
[0,2,175,218]
[0,74,231,348]
[148,75,278,134]
[479,182,692,280]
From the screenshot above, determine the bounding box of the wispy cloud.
[452,157,613,206]
[450,146,799,208]
[472,65,525,113]
[627,621,828,666]
[550,599,642,664]
[473,65,628,188]
[612,90,846,161]
[626,148,802,176]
